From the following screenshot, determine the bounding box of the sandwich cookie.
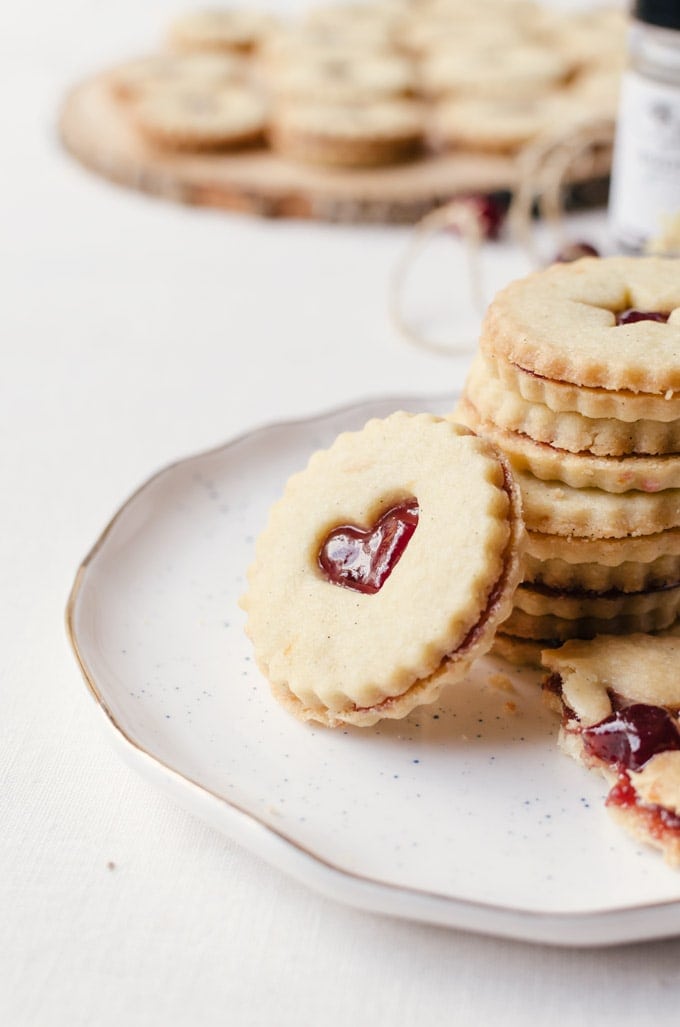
[242,412,524,727]
[543,634,680,866]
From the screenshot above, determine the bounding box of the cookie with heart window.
[542,633,680,866]
[241,412,525,727]
[480,256,680,396]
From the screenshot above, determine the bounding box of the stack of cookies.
[455,256,680,664]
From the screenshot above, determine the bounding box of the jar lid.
[634,0,680,30]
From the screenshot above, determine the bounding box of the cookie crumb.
[489,672,515,694]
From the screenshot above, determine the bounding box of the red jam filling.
[318,499,419,595]
[580,704,680,840]
[615,309,670,326]
[607,771,680,838]
[554,241,600,263]
[582,703,680,772]
[448,194,507,240]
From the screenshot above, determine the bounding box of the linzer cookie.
[513,581,680,622]
[431,92,582,155]
[269,54,416,104]
[480,256,680,394]
[465,355,680,457]
[455,396,680,493]
[505,602,680,642]
[487,352,680,424]
[270,100,424,168]
[420,42,571,100]
[168,8,277,55]
[132,83,268,151]
[242,412,524,728]
[512,468,680,539]
[524,529,680,593]
[109,53,249,103]
[542,634,680,865]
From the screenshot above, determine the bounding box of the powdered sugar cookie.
[464,355,680,456]
[270,99,424,167]
[542,634,680,865]
[455,396,680,493]
[480,257,680,394]
[132,83,268,151]
[242,412,524,728]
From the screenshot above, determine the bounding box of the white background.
[5,1,680,1025]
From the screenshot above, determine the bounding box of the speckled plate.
[67,395,680,947]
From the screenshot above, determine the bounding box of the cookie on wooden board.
[132,82,268,151]
[270,99,425,168]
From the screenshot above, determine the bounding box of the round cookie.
[303,2,402,38]
[270,100,424,168]
[132,83,268,151]
[168,8,277,55]
[492,632,559,668]
[505,601,680,641]
[487,353,680,424]
[524,528,680,593]
[431,92,581,155]
[109,53,249,103]
[242,412,525,728]
[258,26,394,72]
[455,396,680,493]
[464,355,680,456]
[513,581,680,621]
[420,42,570,100]
[269,54,415,104]
[396,6,529,58]
[513,467,680,539]
[542,633,680,866]
[480,257,680,394]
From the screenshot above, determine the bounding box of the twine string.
[391,116,616,357]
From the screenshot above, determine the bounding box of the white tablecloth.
[4,2,680,1024]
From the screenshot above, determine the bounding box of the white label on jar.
[609,70,680,250]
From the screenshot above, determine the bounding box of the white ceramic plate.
[67,395,680,947]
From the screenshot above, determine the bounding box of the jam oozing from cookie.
[615,309,670,326]
[318,499,419,595]
[607,771,680,835]
[582,703,680,772]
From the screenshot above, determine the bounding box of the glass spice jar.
[608,0,680,252]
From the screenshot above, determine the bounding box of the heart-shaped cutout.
[318,499,419,595]
[616,309,669,325]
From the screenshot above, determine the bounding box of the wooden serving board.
[59,72,612,225]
